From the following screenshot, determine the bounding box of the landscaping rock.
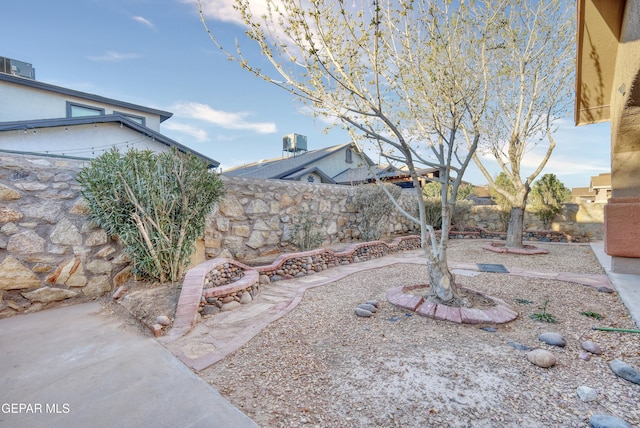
[582,340,602,355]
[576,385,597,402]
[156,315,171,326]
[597,286,614,294]
[526,349,557,368]
[239,291,252,304]
[365,300,379,308]
[578,351,591,361]
[507,341,532,351]
[221,301,241,312]
[609,359,640,385]
[201,305,220,316]
[355,307,373,317]
[589,414,633,428]
[357,303,377,313]
[538,332,566,347]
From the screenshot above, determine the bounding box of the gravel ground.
[198,241,639,428]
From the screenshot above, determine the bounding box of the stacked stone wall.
[458,204,604,240]
[205,176,419,261]
[0,153,131,319]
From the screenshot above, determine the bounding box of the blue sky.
[1,0,611,189]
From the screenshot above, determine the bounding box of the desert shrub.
[353,183,402,240]
[77,148,224,283]
[423,181,475,201]
[291,208,324,251]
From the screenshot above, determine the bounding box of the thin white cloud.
[187,0,267,25]
[132,15,155,29]
[172,101,277,134]
[163,122,209,142]
[87,51,140,62]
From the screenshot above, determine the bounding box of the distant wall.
[457,203,604,240]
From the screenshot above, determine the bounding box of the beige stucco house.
[576,0,640,274]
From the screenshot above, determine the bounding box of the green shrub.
[530,173,571,229]
[77,148,224,283]
[291,208,324,251]
[353,183,402,240]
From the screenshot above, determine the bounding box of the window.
[345,148,353,164]
[67,102,104,118]
[115,111,146,126]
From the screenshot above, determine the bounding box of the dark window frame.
[66,101,105,118]
[114,111,146,126]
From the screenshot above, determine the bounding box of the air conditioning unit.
[282,133,308,153]
[0,56,36,80]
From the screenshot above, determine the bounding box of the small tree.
[468,0,574,248]
[353,183,402,241]
[77,148,224,283]
[529,173,571,229]
[198,0,502,306]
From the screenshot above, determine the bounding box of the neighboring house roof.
[0,114,219,168]
[332,165,393,185]
[0,73,173,122]
[223,143,373,181]
[572,187,596,197]
[590,172,611,189]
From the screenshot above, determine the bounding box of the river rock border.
[387,284,518,324]
[166,235,422,338]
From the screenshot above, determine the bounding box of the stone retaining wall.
[0,154,131,319]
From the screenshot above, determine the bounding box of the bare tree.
[198,0,501,305]
[467,0,575,249]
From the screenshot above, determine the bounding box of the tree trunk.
[424,200,468,307]
[426,255,458,303]
[506,207,525,248]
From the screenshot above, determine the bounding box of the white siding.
[0,123,174,158]
[0,80,161,131]
[310,148,369,177]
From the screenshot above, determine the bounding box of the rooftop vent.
[0,56,36,80]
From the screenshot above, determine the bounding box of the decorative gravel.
[198,241,639,427]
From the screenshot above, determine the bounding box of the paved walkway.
[0,302,258,428]
[161,244,629,371]
[590,241,640,327]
